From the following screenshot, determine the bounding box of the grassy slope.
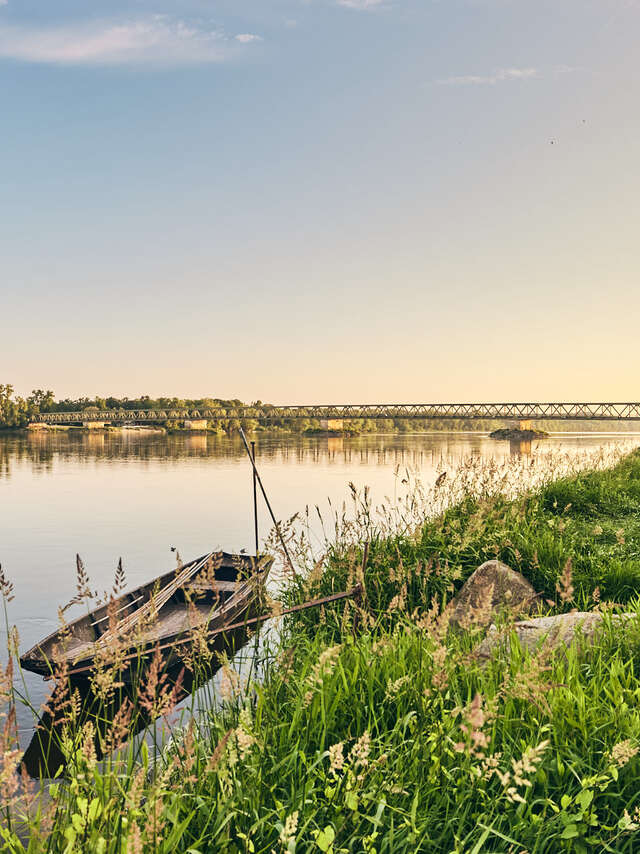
[6,449,640,853]
[288,448,640,628]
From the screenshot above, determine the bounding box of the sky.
[2,0,639,404]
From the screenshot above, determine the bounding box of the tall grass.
[2,443,640,852]
[281,443,640,632]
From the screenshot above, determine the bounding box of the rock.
[450,560,539,629]
[489,428,548,440]
[475,611,636,661]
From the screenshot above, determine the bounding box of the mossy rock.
[450,560,539,628]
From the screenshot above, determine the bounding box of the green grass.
[4,447,640,852]
[286,448,640,634]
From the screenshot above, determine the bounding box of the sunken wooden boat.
[20,550,273,680]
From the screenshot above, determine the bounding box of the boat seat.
[187,579,239,593]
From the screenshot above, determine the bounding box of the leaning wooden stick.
[238,427,296,574]
[59,585,362,678]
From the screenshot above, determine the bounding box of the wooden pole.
[251,440,259,556]
[59,586,362,678]
[238,427,295,574]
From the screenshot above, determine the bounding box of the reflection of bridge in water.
[32,402,640,427]
[2,431,568,480]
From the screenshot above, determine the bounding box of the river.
[1,428,638,746]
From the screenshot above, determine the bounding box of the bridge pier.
[184,419,208,431]
[320,418,344,432]
[518,420,533,431]
[82,421,106,429]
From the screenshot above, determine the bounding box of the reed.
[2,444,640,851]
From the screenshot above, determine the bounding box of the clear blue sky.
[2,0,639,403]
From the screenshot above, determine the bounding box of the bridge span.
[31,402,640,426]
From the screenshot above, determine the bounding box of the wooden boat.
[20,551,272,777]
[20,550,272,679]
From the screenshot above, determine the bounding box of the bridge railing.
[31,403,640,424]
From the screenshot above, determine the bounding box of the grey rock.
[450,560,539,629]
[475,611,636,661]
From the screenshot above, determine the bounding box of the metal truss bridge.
[32,402,640,424]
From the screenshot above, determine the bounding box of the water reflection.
[509,438,532,455]
[3,429,633,479]
[0,430,490,477]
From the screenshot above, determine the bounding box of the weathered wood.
[20,551,271,676]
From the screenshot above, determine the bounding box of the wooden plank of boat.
[19,551,272,678]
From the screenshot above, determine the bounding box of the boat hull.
[19,551,272,777]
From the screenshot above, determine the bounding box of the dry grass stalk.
[556,558,574,605]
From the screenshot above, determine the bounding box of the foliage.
[0,386,54,430]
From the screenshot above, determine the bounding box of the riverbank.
[4,445,640,851]
[6,422,640,439]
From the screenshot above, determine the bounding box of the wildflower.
[372,637,391,656]
[206,729,232,774]
[0,658,13,708]
[349,731,371,769]
[620,806,640,832]
[0,709,21,809]
[280,810,299,850]
[463,581,495,630]
[460,693,489,749]
[492,741,549,804]
[477,752,502,781]
[138,650,184,720]
[616,528,626,545]
[385,675,410,699]
[556,559,574,604]
[593,524,603,536]
[0,565,14,602]
[328,742,344,773]
[267,596,284,618]
[235,708,256,760]
[303,557,325,597]
[126,766,147,810]
[414,596,452,641]
[505,786,526,804]
[166,722,198,784]
[504,648,553,716]
[430,642,449,693]
[276,646,295,683]
[145,795,167,847]
[80,721,97,768]
[511,741,549,781]
[453,693,490,758]
[609,739,639,768]
[127,820,144,854]
[219,664,242,702]
[303,645,341,706]
[388,584,407,613]
[113,557,127,596]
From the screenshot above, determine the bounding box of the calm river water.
[1,428,638,744]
